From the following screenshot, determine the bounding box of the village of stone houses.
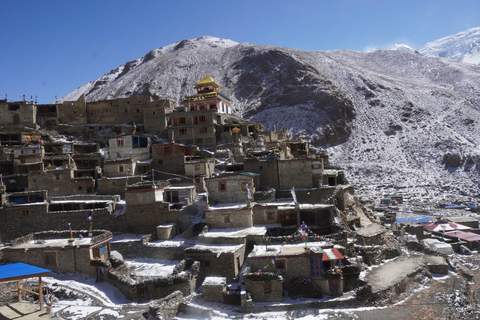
[1,76,480,320]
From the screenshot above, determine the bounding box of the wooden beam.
[17,280,21,302]
[38,277,43,310]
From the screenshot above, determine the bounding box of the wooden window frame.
[116,138,124,147]
[218,181,227,192]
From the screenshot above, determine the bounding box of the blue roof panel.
[396,217,432,224]
[0,263,50,280]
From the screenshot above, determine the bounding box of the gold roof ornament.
[195,74,221,88]
[232,127,241,133]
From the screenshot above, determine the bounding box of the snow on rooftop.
[111,233,145,243]
[249,242,332,258]
[188,243,244,254]
[202,276,226,286]
[146,235,190,247]
[125,258,178,278]
[202,226,266,238]
[16,237,93,249]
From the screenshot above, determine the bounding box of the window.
[276,260,286,271]
[194,163,201,171]
[158,160,163,165]
[263,283,272,294]
[163,146,171,155]
[179,117,186,124]
[199,115,206,122]
[267,212,275,221]
[137,286,149,301]
[310,255,323,278]
[179,128,187,135]
[78,186,83,191]
[116,138,124,147]
[55,174,60,180]
[22,209,30,216]
[44,253,56,267]
[87,185,93,193]
[119,166,124,173]
[199,127,208,134]
[224,215,231,223]
[204,260,210,267]
[218,181,227,192]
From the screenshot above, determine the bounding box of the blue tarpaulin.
[0,263,50,281]
[396,217,432,224]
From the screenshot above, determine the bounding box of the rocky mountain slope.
[58,35,480,205]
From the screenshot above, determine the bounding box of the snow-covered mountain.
[389,44,414,51]
[58,35,480,205]
[419,27,480,65]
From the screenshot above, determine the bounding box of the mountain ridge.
[58,34,480,204]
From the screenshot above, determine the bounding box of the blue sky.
[1,0,479,104]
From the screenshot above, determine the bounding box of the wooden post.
[17,280,21,302]
[38,277,43,310]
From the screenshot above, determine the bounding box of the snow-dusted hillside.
[419,27,480,65]
[58,35,480,205]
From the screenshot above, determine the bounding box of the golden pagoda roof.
[195,75,221,87]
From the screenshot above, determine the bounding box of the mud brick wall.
[245,279,283,302]
[205,207,253,229]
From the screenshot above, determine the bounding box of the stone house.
[206,173,258,205]
[164,185,196,207]
[36,103,58,126]
[202,276,227,302]
[107,258,200,303]
[2,230,112,280]
[97,175,143,198]
[244,272,283,302]
[57,94,175,129]
[28,166,95,196]
[0,99,37,128]
[124,180,187,234]
[71,143,102,180]
[108,134,152,161]
[184,158,215,179]
[355,223,387,246]
[0,191,121,242]
[12,146,44,174]
[184,243,246,279]
[152,142,198,176]
[205,204,253,229]
[166,76,262,147]
[247,242,345,296]
[243,157,344,190]
[103,159,137,178]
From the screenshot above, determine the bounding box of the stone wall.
[278,159,313,189]
[245,278,283,302]
[147,290,184,320]
[58,94,87,125]
[0,201,126,242]
[243,159,279,190]
[206,174,253,204]
[0,101,37,128]
[97,176,142,197]
[184,246,245,278]
[151,143,187,176]
[248,253,311,285]
[205,207,253,229]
